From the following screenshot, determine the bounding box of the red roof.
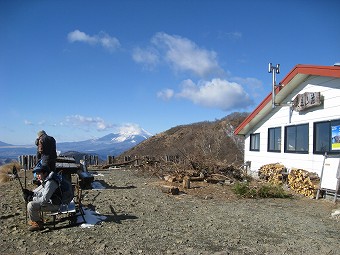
[234,64,340,135]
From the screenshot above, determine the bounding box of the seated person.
[23,162,62,231]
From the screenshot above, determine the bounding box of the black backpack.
[49,173,74,205]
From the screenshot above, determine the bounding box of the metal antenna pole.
[268,63,280,108]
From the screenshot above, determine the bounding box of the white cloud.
[157,89,174,100]
[151,32,222,77]
[63,115,150,136]
[117,123,152,136]
[176,78,254,111]
[24,120,33,125]
[231,76,264,99]
[231,77,262,88]
[132,47,159,67]
[67,30,120,52]
[65,115,113,131]
[118,123,141,135]
[67,30,97,44]
[133,32,221,77]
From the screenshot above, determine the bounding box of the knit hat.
[37,130,46,137]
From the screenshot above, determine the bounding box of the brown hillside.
[117,112,248,170]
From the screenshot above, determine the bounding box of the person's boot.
[28,221,44,231]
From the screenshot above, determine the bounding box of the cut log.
[205,178,222,184]
[189,176,205,182]
[161,185,179,195]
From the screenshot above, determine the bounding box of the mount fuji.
[57,129,152,158]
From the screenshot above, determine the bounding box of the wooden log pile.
[258,163,286,185]
[288,168,320,198]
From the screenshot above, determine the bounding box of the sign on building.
[293,92,322,112]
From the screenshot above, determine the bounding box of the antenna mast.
[268,63,280,108]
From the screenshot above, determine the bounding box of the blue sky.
[1,0,339,145]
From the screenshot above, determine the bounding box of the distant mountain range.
[0,141,12,147]
[0,112,249,167]
[0,129,152,163]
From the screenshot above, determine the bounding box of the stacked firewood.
[288,168,320,198]
[258,163,286,185]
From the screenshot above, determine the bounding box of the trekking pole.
[23,156,28,223]
[12,166,28,224]
[12,166,24,191]
[24,156,27,189]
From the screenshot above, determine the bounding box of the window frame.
[267,127,281,152]
[284,123,309,154]
[313,119,340,154]
[250,133,260,151]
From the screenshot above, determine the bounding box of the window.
[268,127,281,152]
[250,133,260,151]
[284,124,309,153]
[314,119,340,154]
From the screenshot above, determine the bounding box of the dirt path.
[1,168,340,255]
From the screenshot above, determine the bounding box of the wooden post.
[334,179,340,203]
[334,158,340,203]
[316,153,327,199]
[183,176,190,189]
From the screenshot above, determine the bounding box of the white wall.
[244,76,340,176]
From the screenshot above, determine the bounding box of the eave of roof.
[234,64,340,135]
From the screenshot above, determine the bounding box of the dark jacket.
[38,134,57,172]
[38,134,57,159]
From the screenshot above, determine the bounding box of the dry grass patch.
[0,162,21,184]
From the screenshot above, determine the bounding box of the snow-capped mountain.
[57,128,152,157]
[96,128,152,144]
[0,129,153,161]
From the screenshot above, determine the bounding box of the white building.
[234,64,340,189]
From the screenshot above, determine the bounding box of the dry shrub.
[0,162,21,184]
[0,174,10,183]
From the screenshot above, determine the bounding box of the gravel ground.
[1,167,340,255]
